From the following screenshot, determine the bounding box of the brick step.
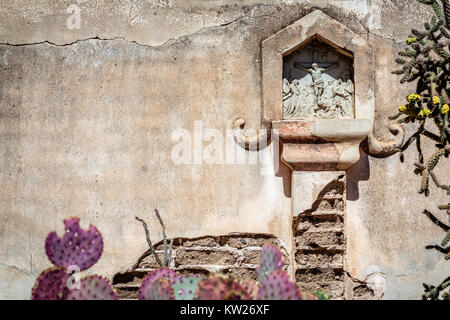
[295,219,343,231]
[114,286,139,300]
[296,249,344,265]
[295,227,344,236]
[295,230,344,247]
[301,210,343,217]
[296,245,345,252]
[295,263,344,270]
[322,194,343,200]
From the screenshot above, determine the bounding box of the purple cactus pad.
[31,268,68,300]
[257,271,301,300]
[195,275,251,300]
[256,245,284,283]
[45,217,103,271]
[138,268,179,300]
[140,277,174,300]
[66,275,117,300]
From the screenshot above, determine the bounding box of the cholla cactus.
[391,0,449,300]
[136,209,173,268]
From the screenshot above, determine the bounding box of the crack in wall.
[0,262,32,276]
[0,3,406,50]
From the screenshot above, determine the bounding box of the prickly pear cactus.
[257,245,284,283]
[195,275,251,300]
[257,271,301,300]
[239,280,260,299]
[172,275,202,300]
[31,268,68,300]
[45,217,103,271]
[139,268,179,300]
[66,275,118,300]
[139,277,174,300]
[32,217,117,300]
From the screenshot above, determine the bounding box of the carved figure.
[282,62,354,120]
[294,62,338,105]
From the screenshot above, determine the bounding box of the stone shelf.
[273,119,371,171]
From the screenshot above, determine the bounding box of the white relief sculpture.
[294,62,338,106]
[282,64,354,120]
[282,41,354,120]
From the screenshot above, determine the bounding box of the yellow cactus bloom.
[399,105,407,112]
[418,108,432,118]
[407,37,417,44]
[407,93,422,102]
[442,104,449,114]
[432,96,441,105]
[422,108,432,116]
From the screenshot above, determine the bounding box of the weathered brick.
[243,249,261,264]
[181,237,218,248]
[296,269,345,299]
[295,251,344,267]
[115,287,138,300]
[353,285,374,300]
[223,268,257,281]
[113,271,148,285]
[138,252,167,268]
[177,267,210,277]
[224,236,278,249]
[175,249,236,266]
[295,268,344,283]
[295,230,344,247]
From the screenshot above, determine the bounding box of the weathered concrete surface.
[0,0,447,299]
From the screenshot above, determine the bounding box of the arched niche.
[282,35,354,120]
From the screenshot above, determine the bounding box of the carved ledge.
[364,124,405,158]
[273,119,371,171]
[232,117,271,150]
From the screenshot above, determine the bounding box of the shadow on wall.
[346,146,370,201]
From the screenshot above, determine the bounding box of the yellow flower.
[422,108,432,116]
[407,37,417,44]
[442,104,449,114]
[399,105,407,112]
[418,108,432,118]
[432,96,441,105]
[407,93,422,102]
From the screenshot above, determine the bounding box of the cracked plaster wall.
[0,0,448,299]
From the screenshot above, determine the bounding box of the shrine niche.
[282,37,354,120]
[259,10,375,171]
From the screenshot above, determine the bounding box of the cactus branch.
[135,216,163,267]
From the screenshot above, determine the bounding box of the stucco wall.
[0,0,448,299]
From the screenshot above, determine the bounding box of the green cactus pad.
[257,245,284,283]
[172,275,202,300]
